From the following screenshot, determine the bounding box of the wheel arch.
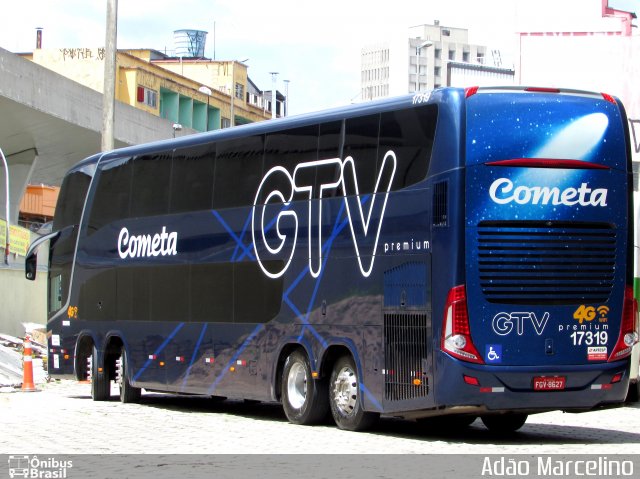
[103,332,125,381]
[319,344,357,381]
[74,331,98,381]
[273,341,314,401]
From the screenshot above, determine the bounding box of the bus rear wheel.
[90,344,110,401]
[116,345,141,403]
[481,413,528,433]
[281,350,329,425]
[329,355,378,431]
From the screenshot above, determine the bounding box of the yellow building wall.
[26,49,269,127]
[156,61,247,102]
[30,48,107,93]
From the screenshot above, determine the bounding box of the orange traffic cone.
[20,334,37,392]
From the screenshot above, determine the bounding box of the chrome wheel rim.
[116,354,124,391]
[332,366,357,416]
[286,362,307,409]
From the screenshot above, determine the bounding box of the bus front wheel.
[481,413,528,433]
[281,350,329,425]
[329,355,378,431]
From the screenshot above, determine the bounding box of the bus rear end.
[438,87,637,422]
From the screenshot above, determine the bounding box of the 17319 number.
[570,330,608,346]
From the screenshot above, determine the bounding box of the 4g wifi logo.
[573,304,609,324]
[251,152,397,279]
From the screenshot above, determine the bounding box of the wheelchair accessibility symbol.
[485,345,502,363]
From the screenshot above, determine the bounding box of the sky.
[0,0,638,115]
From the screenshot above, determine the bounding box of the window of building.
[137,86,158,108]
[235,82,244,100]
[448,50,456,60]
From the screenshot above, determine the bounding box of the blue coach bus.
[26,86,638,432]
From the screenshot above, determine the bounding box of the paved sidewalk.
[1,380,639,454]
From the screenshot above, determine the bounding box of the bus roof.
[72,89,461,171]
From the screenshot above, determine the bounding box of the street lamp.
[172,123,183,138]
[415,40,433,93]
[0,147,9,265]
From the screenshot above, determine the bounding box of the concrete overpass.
[0,46,194,224]
[0,47,194,336]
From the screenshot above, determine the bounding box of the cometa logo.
[117,226,178,259]
[489,178,608,207]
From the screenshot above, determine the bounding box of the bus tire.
[117,345,141,403]
[481,413,528,433]
[329,355,378,431]
[90,344,110,401]
[281,350,329,425]
[626,380,639,403]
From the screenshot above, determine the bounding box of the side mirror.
[24,230,61,281]
[25,251,37,280]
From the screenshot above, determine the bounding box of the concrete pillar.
[0,148,38,223]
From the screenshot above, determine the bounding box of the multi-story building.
[361,22,492,100]
[20,31,284,132]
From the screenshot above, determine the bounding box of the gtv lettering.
[492,312,550,336]
[251,151,397,278]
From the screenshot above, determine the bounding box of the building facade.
[361,22,490,100]
[21,46,284,132]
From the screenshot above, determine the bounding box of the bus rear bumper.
[433,356,630,413]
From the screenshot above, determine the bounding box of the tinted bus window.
[52,169,92,230]
[88,158,132,234]
[131,152,172,218]
[379,105,436,190]
[316,121,343,194]
[343,114,380,195]
[214,135,264,209]
[49,169,92,317]
[264,125,319,203]
[170,144,216,213]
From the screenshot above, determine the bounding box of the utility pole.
[102,0,118,152]
[283,79,290,116]
[269,72,279,119]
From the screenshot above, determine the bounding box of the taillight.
[525,87,561,93]
[465,86,479,98]
[441,285,484,364]
[608,286,639,362]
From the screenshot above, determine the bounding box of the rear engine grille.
[384,312,429,401]
[477,221,616,305]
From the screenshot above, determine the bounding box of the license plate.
[533,376,566,391]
